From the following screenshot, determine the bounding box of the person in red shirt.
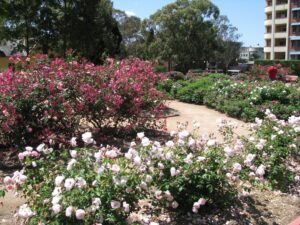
[267,66,278,80]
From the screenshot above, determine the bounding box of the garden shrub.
[201,76,300,122]
[255,60,300,76]
[0,55,165,147]
[2,112,299,224]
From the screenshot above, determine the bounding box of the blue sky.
[112,0,265,47]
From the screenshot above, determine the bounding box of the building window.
[292,25,300,33]
[276,0,288,5]
[292,40,300,47]
[276,11,287,19]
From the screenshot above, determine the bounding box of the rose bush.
[162,74,300,122]
[0,55,165,147]
[2,111,299,224]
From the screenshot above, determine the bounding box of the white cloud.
[125,11,136,17]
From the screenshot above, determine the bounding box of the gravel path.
[166,100,250,139]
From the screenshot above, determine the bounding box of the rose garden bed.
[0,56,299,225]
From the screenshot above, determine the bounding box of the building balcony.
[291,17,300,22]
[264,33,273,39]
[275,4,289,11]
[290,46,300,51]
[265,6,273,13]
[290,35,300,40]
[290,51,300,56]
[275,18,288,24]
[292,7,300,11]
[264,47,272,52]
[274,46,287,52]
[264,19,273,26]
[274,32,287,38]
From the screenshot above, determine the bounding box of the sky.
[112,0,265,47]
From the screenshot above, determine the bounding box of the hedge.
[254,60,300,76]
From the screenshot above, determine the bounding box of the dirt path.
[166,100,250,139]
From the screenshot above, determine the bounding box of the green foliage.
[0,189,5,198]
[1,0,122,62]
[255,60,300,76]
[5,113,299,224]
[169,74,300,122]
[143,0,220,72]
[176,76,216,104]
[154,64,168,73]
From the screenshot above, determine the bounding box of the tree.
[144,0,220,72]
[113,9,146,58]
[2,0,40,55]
[213,15,241,71]
[1,0,122,62]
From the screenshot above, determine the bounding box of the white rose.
[55,175,65,187]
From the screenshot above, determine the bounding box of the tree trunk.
[63,0,67,58]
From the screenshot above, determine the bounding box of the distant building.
[0,40,26,56]
[239,46,264,63]
[264,0,300,60]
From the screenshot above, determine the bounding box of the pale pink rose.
[52,204,61,214]
[18,152,25,161]
[69,150,77,158]
[105,150,118,158]
[141,137,150,147]
[82,132,94,144]
[198,198,206,206]
[64,178,75,191]
[170,167,177,177]
[232,163,242,173]
[70,137,77,147]
[75,177,86,188]
[155,190,162,199]
[145,175,153,183]
[123,201,130,212]
[171,201,179,209]
[134,156,142,166]
[165,140,174,148]
[256,165,266,177]
[92,198,101,206]
[55,175,65,187]
[4,176,14,186]
[111,164,120,173]
[137,132,144,139]
[178,130,189,139]
[65,206,73,217]
[192,206,198,213]
[30,151,39,157]
[111,200,121,209]
[18,204,34,218]
[75,209,86,220]
[36,143,45,152]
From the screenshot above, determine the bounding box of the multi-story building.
[264,0,300,60]
[240,46,264,63]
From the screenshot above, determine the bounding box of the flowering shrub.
[164,74,300,122]
[204,78,300,121]
[250,64,268,80]
[0,55,165,147]
[2,111,299,224]
[241,111,300,190]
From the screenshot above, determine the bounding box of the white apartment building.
[264,0,300,60]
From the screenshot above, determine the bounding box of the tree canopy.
[0,0,241,70]
[1,0,122,62]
